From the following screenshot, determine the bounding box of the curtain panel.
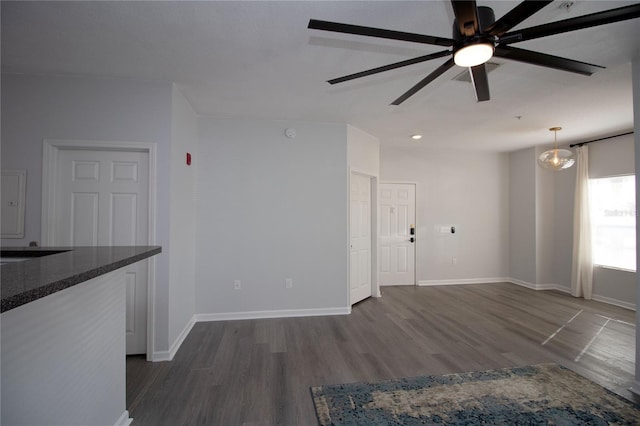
[571,145,593,299]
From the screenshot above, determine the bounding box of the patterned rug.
[311,364,640,425]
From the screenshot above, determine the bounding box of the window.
[589,175,636,271]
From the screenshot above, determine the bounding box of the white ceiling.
[2,1,638,152]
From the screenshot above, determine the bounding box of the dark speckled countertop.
[1,246,161,313]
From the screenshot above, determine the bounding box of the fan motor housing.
[452,6,496,56]
[452,6,496,40]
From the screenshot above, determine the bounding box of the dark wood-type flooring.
[127,283,638,425]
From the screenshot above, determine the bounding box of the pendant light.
[538,127,575,170]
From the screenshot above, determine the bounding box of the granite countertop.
[1,246,161,313]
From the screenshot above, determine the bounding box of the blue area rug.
[311,364,640,425]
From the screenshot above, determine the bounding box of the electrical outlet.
[233,280,241,290]
[452,257,457,265]
[285,278,293,289]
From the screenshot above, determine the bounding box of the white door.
[52,149,149,355]
[379,183,416,286]
[350,173,372,304]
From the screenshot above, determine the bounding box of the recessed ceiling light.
[411,134,423,140]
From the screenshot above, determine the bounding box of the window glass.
[589,175,636,271]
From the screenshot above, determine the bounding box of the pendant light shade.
[538,148,575,170]
[538,127,575,170]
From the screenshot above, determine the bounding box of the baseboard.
[168,315,197,359]
[507,278,537,290]
[419,277,635,310]
[380,283,415,286]
[418,277,509,286]
[508,278,635,310]
[114,411,132,426]
[536,283,571,293]
[592,294,636,311]
[150,308,350,361]
[195,306,351,322]
[630,380,640,396]
[150,351,171,362]
[507,278,569,293]
[150,315,196,362]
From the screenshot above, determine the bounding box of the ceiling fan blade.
[391,58,455,105]
[328,50,452,85]
[485,1,553,36]
[469,64,490,102]
[494,45,605,75]
[308,19,454,46]
[500,3,640,44]
[451,1,479,36]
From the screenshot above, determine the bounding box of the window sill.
[593,264,636,273]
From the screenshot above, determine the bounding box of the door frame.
[380,181,418,286]
[348,169,380,304]
[41,139,157,359]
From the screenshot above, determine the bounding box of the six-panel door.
[379,183,416,286]
[53,148,149,355]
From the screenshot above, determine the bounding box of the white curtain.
[571,145,593,299]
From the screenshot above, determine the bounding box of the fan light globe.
[453,43,494,67]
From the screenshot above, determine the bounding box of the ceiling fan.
[308,1,640,104]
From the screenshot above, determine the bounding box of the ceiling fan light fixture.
[453,42,494,67]
[310,2,640,105]
[538,127,575,170]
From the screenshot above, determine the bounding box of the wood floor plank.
[127,283,639,425]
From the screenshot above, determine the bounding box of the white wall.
[194,117,349,316]
[535,146,556,285]
[168,85,198,352]
[0,73,174,356]
[348,125,379,177]
[509,148,537,285]
[381,146,509,283]
[589,133,634,178]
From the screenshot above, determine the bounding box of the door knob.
[410,237,415,243]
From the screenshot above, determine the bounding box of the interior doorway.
[349,171,379,304]
[42,139,157,356]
